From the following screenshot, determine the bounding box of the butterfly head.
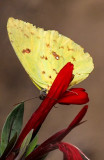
[39,88,47,100]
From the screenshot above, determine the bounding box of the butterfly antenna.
[13,97,39,106]
[46,96,57,101]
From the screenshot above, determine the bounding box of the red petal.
[58,142,83,160]
[25,106,88,160]
[14,62,73,150]
[68,105,88,129]
[41,105,88,147]
[48,62,73,99]
[58,88,89,105]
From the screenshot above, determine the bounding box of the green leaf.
[15,129,33,160]
[1,102,24,154]
[20,129,33,152]
[25,135,38,157]
[0,133,17,159]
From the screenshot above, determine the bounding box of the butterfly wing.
[7,18,94,91]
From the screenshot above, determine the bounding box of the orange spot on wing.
[77,73,81,75]
[45,57,48,60]
[67,47,74,51]
[53,69,58,74]
[52,51,60,60]
[40,56,48,60]
[31,32,34,35]
[40,56,44,59]
[42,71,45,74]
[22,48,31,54]
[72,56,76,61]
[59,46,64,49]
[46,43,50,47]
[24,34,29,38]
[53,40,57,42]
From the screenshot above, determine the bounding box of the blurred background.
[0,0,104,159]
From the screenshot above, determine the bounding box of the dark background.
[0,0,104,159]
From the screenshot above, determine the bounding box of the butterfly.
[7,17,94,95]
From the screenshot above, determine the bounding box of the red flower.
[6,62,89,160]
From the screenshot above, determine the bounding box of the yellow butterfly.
[7,17,94,92]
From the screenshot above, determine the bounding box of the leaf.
[15,129,33,160]
[20,129,33,151]
[0,133,17,159]
[25,135,38,157]
[1,102,24,154]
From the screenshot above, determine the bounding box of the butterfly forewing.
[7,17,94,91]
